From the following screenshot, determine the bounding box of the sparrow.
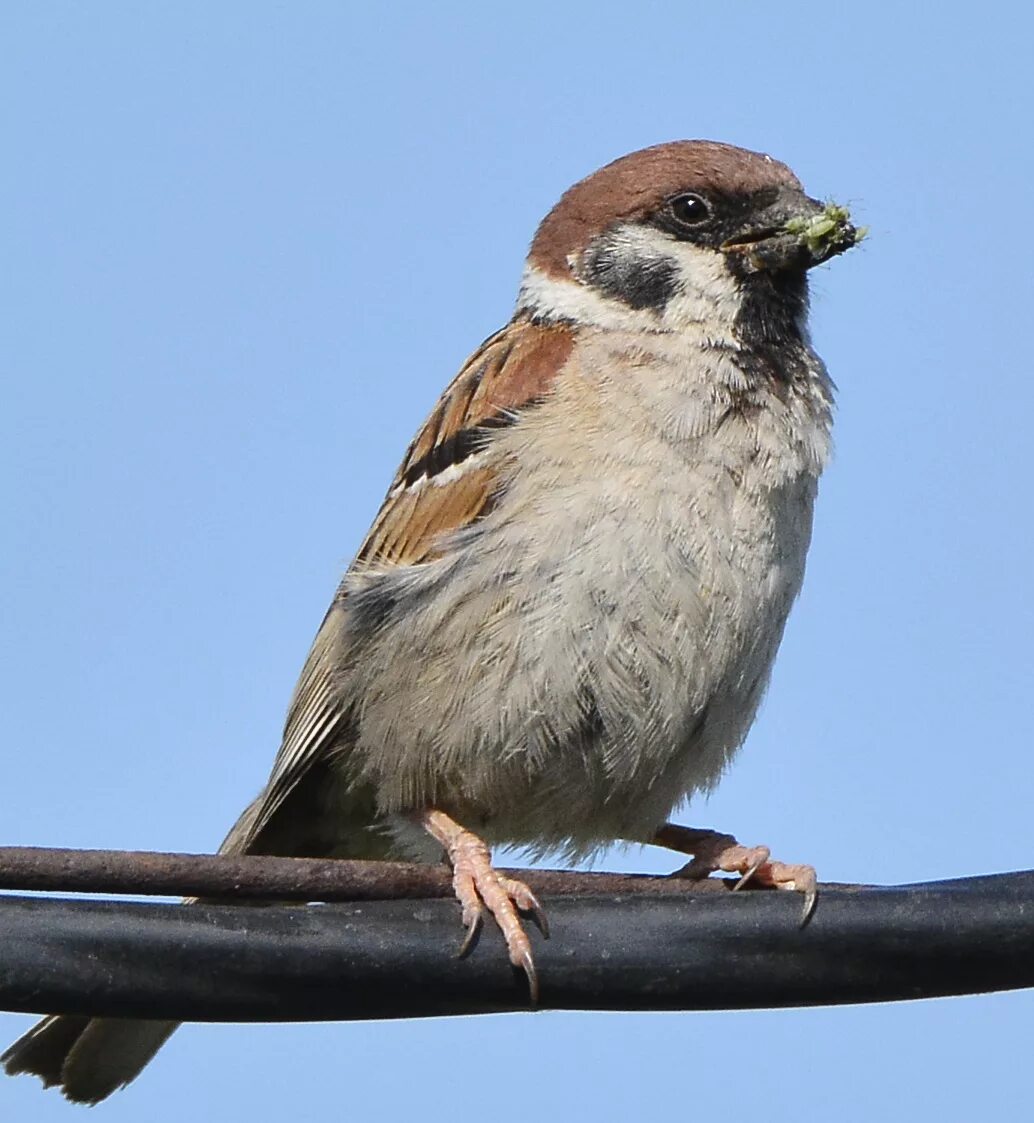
[3,140,862,1103]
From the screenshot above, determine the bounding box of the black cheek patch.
[580,234,680,312]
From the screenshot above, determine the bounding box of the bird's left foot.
[652,823,817,923]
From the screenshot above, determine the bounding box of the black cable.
[1,870,1032,1022]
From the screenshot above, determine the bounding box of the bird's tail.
[1,1014,178,1104]
[1,796,278,1103]
[1,786,353,1102]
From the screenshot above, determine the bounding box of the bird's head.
[517,140,863,334]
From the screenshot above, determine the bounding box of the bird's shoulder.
[354,316,575,568]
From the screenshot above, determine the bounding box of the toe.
[714,844,772,884]
[502,877,550,938]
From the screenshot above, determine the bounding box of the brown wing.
[356,316,574,567]
[227,316,574,854]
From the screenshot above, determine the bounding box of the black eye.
[669,192,711,227]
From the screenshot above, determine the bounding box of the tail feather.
[1,1015,91,1089]
[3,770,343,1101]
[2,1015,178,1104]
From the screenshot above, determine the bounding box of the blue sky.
[2,2,1032,1119]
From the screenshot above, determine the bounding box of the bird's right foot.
[420,809,548,1002]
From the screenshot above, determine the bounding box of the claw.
[800,884,818,927]
[528,900,550,940]
[795,867,819,926]
[518,948,539,1005]
[457,908,483,958]
[733,859,764,892]
[506,879,550,939]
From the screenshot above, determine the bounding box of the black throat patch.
[730,265,812,384]
[579,220,814,383]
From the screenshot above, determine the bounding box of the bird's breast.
[348,337,832,855]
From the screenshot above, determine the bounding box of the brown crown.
[528,140,803,278]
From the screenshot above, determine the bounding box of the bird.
[2,139,862,1103]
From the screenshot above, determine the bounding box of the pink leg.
[652,823,818,922]
[421,810,548,1002]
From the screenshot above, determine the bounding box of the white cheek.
[604,224,745,331]
[517,225,745,335]
[657,241,745,332]
[516,264,662,332]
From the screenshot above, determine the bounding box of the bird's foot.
[653,823,817,923]
[420,810,548,1002]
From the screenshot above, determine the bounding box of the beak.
[721,192,865,273]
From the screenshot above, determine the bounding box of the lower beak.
[721,197,864,273]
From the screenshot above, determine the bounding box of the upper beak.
[721,192,865,273]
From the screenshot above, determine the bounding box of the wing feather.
[229,317,575,853]
[356,319,573,566]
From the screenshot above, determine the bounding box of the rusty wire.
[0,844,756,902]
